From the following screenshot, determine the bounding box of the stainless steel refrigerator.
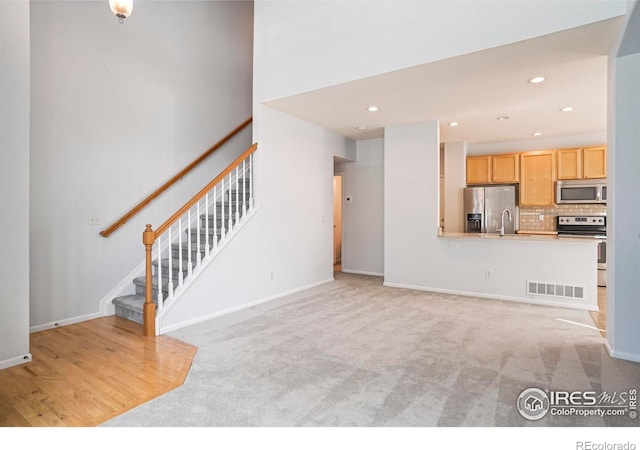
[463,185,519,234]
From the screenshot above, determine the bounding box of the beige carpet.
[102,272,640,427]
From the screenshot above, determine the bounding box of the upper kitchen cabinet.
[466,153,519,185]
[491,153,519,183]
[520,150,556,206]
[556,146,607,180]
[556,148,582,180]
[466,155,492,184]
[582,146,607,179]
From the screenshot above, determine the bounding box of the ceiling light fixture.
[356,125,368,131]
[528,76,546,84]
[560,106,574,112]
[109,0,133,24]
[496,116,510,121]
[532,131,542,136]
[448,122,459,127]
[367,106,379,112]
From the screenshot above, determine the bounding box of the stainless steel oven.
[556,179,607,204]
[556,215,606,287]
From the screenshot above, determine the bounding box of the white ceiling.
[265,17,624,148]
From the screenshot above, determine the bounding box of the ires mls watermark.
[517,387,637,421]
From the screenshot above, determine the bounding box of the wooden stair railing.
[142,143,258,336]
[100,117,252,238]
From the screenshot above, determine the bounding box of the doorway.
[333,175,342,271]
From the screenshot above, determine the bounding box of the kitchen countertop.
[516,230,558,235]
[439,231,597,243]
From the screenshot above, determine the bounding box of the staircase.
[112,178,252,325]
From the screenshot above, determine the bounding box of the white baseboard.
[0,353,32,371]
[159,277,334,335]
[29,311,104,333]
[382,281,594,311]
[604,339,640,363]
[341,269,384,277]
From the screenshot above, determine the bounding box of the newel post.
[143,224,156,337]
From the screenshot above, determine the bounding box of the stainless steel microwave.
[556,179,607,204]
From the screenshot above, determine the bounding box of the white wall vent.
[527,281,584,299]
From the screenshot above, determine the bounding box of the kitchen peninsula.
[435,230,599,311]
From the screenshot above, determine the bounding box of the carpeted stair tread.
[112,294,147,312]
[133,275,172,290]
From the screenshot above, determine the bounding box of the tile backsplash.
[519,204,607,232]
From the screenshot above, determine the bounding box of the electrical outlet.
[485,269,493,278]
[450,242,459,249]
[88,215,101,225]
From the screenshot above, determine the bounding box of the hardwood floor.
[589,286,607,337]
[0,316,196,427]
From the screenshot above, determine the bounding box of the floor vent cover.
[527,281,584,299]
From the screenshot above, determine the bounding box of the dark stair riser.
[199,214,240,229]
[171,243,212,261]
[152,258,196,281]
[134,276,171,299]
[186,230,232,246]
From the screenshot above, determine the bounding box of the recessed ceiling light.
[528,76,546,84]
[496,116,510,121]
[355,125,368,131]
[532,131,542,136]
[367,105,379,112]
[448,122,459,127]
[560,106,574,112]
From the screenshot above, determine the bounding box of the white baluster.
[213,185,218,250]
[249,152,254,209]
[227,173,233,232]
[178,217,184,287]
[242,159,247,217]
[221,178,226,239]
[167,227,174,298]
[156,235,163,309]
[205,193,210,258]
[187,209,193,277]
[235,166,240,223]
[196,201,201,266]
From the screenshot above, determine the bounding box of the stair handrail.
[142,143,258,336]
[100,117,253,238]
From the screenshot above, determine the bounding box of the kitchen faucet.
[498,208,512,236]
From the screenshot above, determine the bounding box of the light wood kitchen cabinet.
[583,146,607,179]
[520,150,556,206]
[492,153,519,183]
[556,148,582,180]
[466,153,519,184]
[466,155,492,184]
[556,146,606,180]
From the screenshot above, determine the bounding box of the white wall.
[607,0,640,361]
[160,106,345,331]
[467,132,608,155]
[29,1,253,329]
[254,0,626,102]
[0,0,32,369]
[443,141,467,233]
[340,139,384,276]
[383,121,597,309]
[384,121,441,281]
